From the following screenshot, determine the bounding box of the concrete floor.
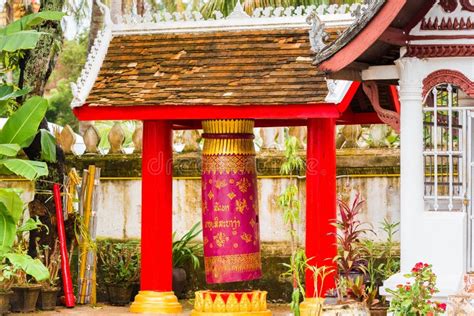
[11,303,291,315]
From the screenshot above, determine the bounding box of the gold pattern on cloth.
[213,232,229,248]
[236,199,248,214]
[237,178,251,193]
[241,232,252,243]
[202,155,257,174]
[202,120,256,156]
[215,179,228,189]
[204,252,261,276]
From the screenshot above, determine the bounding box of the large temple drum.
[201,119,262,284]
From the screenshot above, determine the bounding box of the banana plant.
[0,98,54,285]
[0,96,58,180]
[0,11,64,70]
[0,188,49,284]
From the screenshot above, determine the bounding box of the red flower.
[436,302,447,311]
[412,262,425,273]
[405,285,411,291]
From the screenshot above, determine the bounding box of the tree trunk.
[88,0,103,53]
[81,0,106,135]
[136,0,144,16]
[19,0,67,257]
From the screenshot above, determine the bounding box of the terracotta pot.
[369,305,388,316]
[10,284,41,313]
[106,284,134,306]
[0,291,13,315]
[131,282,140,300]
[172,267,187,299]
[37,287,59,311]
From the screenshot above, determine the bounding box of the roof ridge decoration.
[411,0,474,36]
[71,1,362,108]
[227,0,250,19]
[114,3,364,29]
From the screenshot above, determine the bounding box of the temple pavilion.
[70,1,403,313]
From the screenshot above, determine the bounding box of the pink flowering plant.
[387,262,446,316]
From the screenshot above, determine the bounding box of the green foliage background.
[45,35,87,130]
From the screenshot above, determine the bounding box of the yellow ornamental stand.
[191,290,271,316]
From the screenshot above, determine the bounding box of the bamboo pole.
[67,168,80,215]
[78,165,96,304]
[90,168,100,304]
[77,169,88,303]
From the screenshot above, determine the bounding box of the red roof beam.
[379,27,407,46]
[73,103,340,122]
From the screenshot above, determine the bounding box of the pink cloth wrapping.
[201,121,262,284]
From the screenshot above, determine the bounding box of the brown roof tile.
[86,27,338,106]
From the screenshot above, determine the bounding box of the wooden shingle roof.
[86,28,339,107]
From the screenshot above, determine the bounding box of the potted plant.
[8,218,50,313]
[387,262,446,315]
[299,260,334,316]
[364,219,400,315]
[0,188,49,313]
[0,261,14,315]
[36,239,60,310]
[346,276,378,310]
[333,194,372,281]
[172,222,202,299]
[98,240,140,306]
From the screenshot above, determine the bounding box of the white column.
[396,57,425,272]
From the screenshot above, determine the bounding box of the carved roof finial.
[306,11,328,53]
[96,0,112,27]
[227,0,251,19]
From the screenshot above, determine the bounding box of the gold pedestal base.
[130,291,182,314]
[191,290,271,316]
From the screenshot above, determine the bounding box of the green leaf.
[0,159,48,180]
[0,188,23,223]
[0,85,30,101]
[4,253,49,281]
[40,129,56,162]
[0,144,20,157]
[0,11,65,35]
[18,217,45,233]
[0,96,48,147]
[0,203,16,252]
[0,31,44,52]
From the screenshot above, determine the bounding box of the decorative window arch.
[423,69,474,99]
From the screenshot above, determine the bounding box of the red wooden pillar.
[305,118,337,298]
[130,120,181,314]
